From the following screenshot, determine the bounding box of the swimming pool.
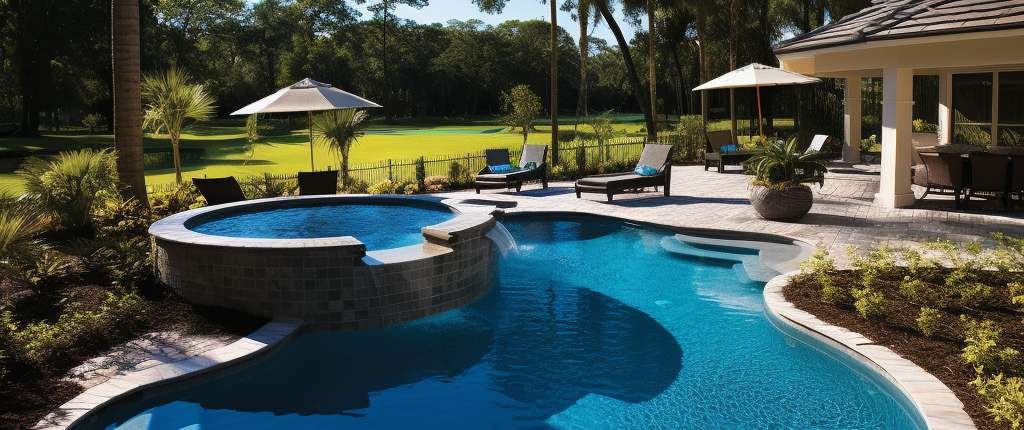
[188,201,454,250]
[90,216,924,429]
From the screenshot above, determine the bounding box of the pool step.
[659,234,810,282]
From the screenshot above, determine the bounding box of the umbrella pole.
[308,111,314,171]
[756,85,766,145]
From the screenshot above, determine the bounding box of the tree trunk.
[576,1,590,124]
[670,43,685,115]
[112,0,148,202]
[595,0,655,138]
[646,0,657,139]
[696,12,708,127]
[172,134,183,184]
[549,0,560,164]
[728,0,738,139]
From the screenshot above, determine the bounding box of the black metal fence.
[146,132,707,194]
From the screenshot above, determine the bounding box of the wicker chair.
[916,152,965,208]
[298,170,339,195]
[966,153,1010,210]
[704,130,755,173]
[193,177,246,206]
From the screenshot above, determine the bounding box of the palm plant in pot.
[747,138,827,221]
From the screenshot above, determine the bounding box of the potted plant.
[746,138,827,221]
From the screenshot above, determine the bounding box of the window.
[999,71,1024,146]
[952,73,992,146]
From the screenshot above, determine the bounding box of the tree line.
[1,0,871,134]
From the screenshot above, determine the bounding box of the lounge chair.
[298,170,339,195]
[474,144,548,193]
[803,134,839,159]
[704,130,755,173]
[916,152,965,208]
[193,176,246,206]
[575,144,673,202]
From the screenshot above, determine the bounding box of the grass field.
[0,118,647,193]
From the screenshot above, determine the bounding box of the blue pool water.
[88,217,922,429]
[189,202,454,250]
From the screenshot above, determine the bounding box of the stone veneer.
[150,195,496,330]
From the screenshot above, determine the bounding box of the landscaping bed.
[784,239,1024,430]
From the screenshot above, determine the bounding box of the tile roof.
[775,0,1024,54]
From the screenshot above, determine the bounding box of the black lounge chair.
[475,144,548,193]
[575,144,673,202]
[298,170,339,195]
[193,176,246,206]
[704,130,755,173]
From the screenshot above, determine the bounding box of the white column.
[938,71,953,145]
[843,76,862,163]
[877,67,916,208]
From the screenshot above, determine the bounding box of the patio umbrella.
[692,63,819,142]
[231,78,381,170]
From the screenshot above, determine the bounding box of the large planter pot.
[750,184,813,221]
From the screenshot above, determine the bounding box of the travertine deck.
[445,164,1024,264]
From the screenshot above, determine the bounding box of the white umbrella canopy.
[692,63,819,141]
[230,78,381,170]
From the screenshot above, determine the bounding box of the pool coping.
[763,271,976,430]
[34,319,303,430]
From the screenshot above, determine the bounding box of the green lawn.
[0,119,646,193]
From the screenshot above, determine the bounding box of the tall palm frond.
[17,149,118,233]
[0,194,45,273]
[312,109,370,182]
[141,68,216,183]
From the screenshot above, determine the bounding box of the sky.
[351,0,641,42]
[243,0,641,43]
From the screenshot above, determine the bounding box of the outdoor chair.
[575,144,673,202]
[474,144,548,193]
[966,152,1010,210]
[1011,155,1024,205]
[193,176,246,206]
[704,130,754,173]
[916,152,965,208]
[298,170,339,195]
[803,134,839,160]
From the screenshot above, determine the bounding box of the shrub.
[28,251,86,289]
[89,236,154,290]
[958,282,994,307]
[0,196,46,274]
[851,287,887,319]
[341,179,369,194]
[900,248,935,276]
[899,278,926,301]
[17,149,118,233]
[403,182,420,195]
[14,292,145,365]
[423,176,450,193]
[239,173,295,199]
[0,309,16,381]
[81,113,105,134]
[851,246,897,288]
[1010,282,1024,309]
[149,181,202,216]
[916,307,942,337]
[972,373,1024,429]
[367,179,401,194]
[447,161,472,187]
[94,194,150,238]
[961,316,1019,374]
[820,280,846,305]
[550,164,569,180]
[801,249,836,277]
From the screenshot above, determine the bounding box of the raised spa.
[149,196,496,330]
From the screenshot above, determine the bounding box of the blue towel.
[720,144,739,153]
[489,164,515,173]
[634,164,659,176]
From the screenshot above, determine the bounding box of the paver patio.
[444,163,1024,263]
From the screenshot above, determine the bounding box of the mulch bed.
[0,282,265,430]
[784,270,1024,430]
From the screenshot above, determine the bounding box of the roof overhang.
[777,28,1024,77]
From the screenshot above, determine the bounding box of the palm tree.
[548,0,560,164]
[141,68,216,184]
[112,0,147,203]
[312,109,369,184]
[573,0,596,126]
[592,0,655,135]
[646,0,657,138]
